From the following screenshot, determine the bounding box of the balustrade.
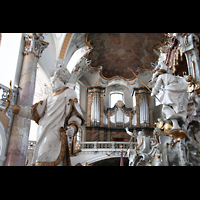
[26,141,136,166]
[27,141,136,151]
[0,84,9,108]
[27,141,36,150]
[79,141,136,150]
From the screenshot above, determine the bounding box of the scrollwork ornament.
[23,33,49,58]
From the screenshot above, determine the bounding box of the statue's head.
[138,131,144,136]
[50,65,70,91]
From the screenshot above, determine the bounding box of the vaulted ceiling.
[38,33,166,89]
[85,33,165,81]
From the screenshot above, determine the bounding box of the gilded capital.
[23,33,49,58]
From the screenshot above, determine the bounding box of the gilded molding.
[51,87,69,96]
[59,33,73,59]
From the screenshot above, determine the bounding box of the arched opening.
[91,157,129,166]
[110,92,124,108]
[175,53,188,77]
[66,46,89,73]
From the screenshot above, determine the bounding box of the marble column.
[4,33,48,166]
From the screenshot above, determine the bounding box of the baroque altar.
[126,33,200,166]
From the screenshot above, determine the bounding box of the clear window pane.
[110,93,123,108]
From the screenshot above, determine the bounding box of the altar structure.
[1,33,200,166]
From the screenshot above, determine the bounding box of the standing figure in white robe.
[151,67,188,131]
[10,66,84,166]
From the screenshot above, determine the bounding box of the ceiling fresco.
[85,33,165,81]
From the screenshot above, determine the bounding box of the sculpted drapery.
[152,73,188,121]
[13,87,84,166]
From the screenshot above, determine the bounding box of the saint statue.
[151,64,188,132]
[9,65,85,166]
[125,128,151,166]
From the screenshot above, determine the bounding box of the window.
[75,82,80,103]
[77,128,82,142]
[110,92,123,108]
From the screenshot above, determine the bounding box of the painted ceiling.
[85,33,165,81]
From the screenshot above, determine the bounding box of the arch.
[110,91,124,108]
[91,157,129,166]
[66,46,89,73]
[175,53,188,77]
[79,153,128,166]
[59,33,73,59]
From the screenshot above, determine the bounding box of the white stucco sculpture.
[151,52,167,83]
[151,65,188,131]
[9,65,84,166]
[125,128,151,166]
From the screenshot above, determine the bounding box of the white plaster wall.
[38,33,57,78]
[0,33,24,87]
[52,33,67,59]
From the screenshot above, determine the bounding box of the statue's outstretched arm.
[125,127,137,137]
[12,99,46,124]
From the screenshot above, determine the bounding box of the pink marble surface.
[4,116,30,166]
[5,53,38,166]
[17,54,38,106]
